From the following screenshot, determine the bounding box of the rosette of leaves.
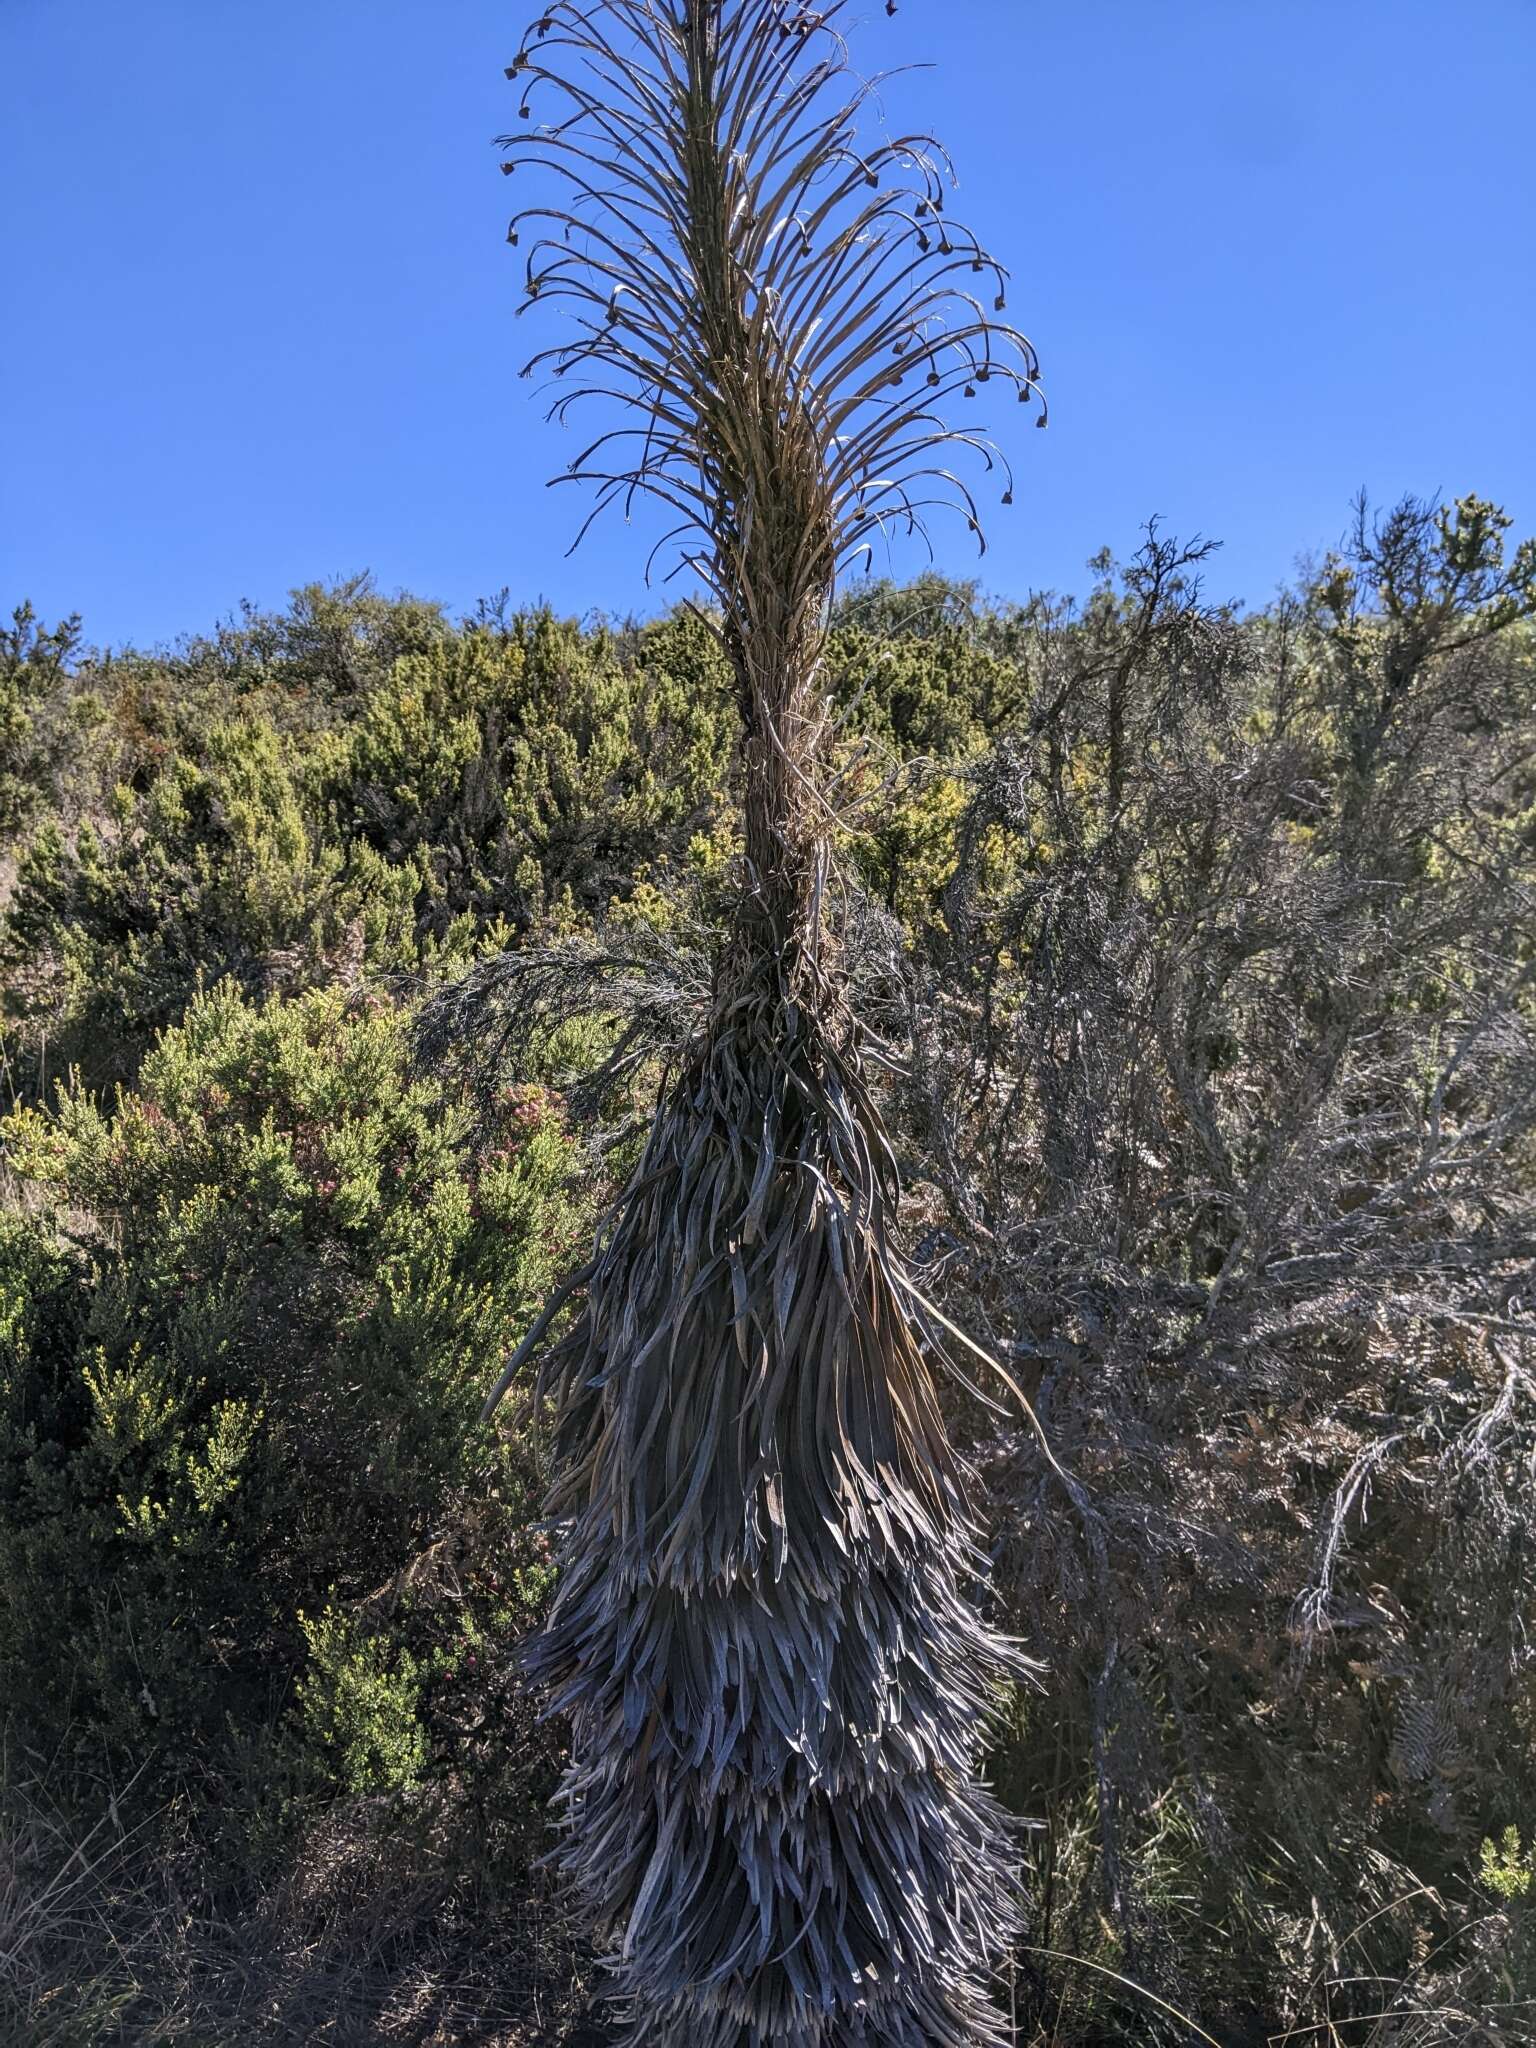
[488,5,1043,2042]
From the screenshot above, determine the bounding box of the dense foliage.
[1,493,1533,2043]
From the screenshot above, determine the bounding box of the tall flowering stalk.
[490,5,1042,2040]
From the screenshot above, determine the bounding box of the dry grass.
[5,1759,1526,2048]
[0,1766,601,2048]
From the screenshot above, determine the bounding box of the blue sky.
[2,0,1533,650]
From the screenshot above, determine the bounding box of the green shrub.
[0,981,584,1794]
[1480,1826,1535,1903]
[0,585,740,1094]
[295,1606,428,1796]
[0,602,84,838]
[321,605,738,927]
[1,724,427,1088]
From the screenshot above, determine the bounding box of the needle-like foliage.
[492,5,1041,2041]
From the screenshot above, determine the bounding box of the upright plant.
[490,5,1042,2040]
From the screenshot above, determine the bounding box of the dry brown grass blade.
[1018,1945,1226,2048]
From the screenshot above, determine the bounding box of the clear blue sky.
[3,0,1533,650]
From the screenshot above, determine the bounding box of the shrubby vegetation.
[2,984,577,1774]
[2,494,1533,2042]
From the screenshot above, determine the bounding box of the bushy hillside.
[2,496,1533,2044]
